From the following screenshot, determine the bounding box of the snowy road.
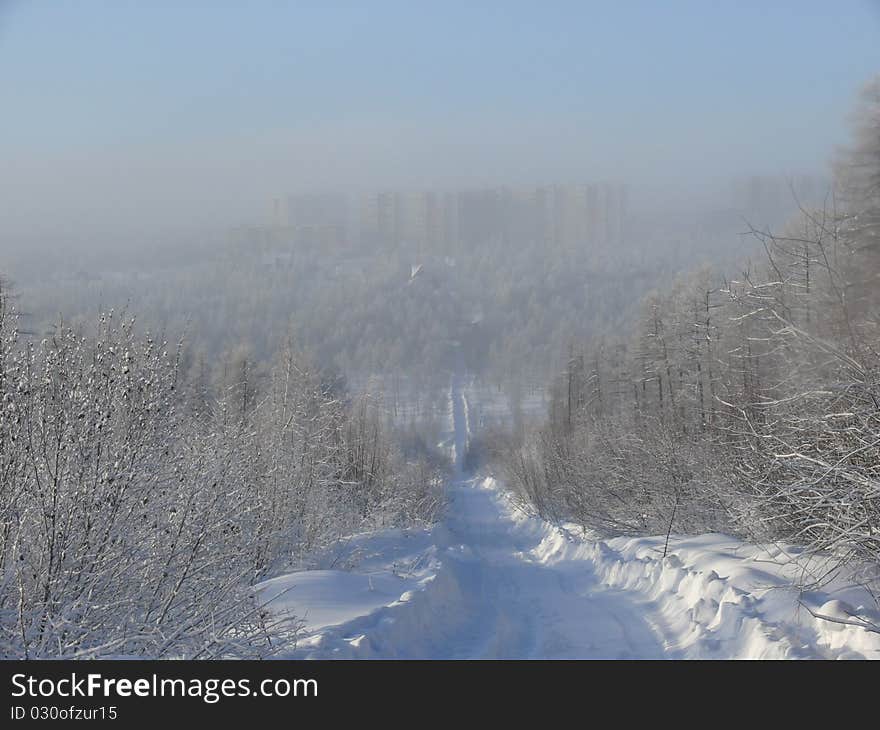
[415,368,669,657]
[265,473,676,659]
[259,374,880,659]
[425,477,671,658]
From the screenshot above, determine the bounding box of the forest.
[4,186,764,413]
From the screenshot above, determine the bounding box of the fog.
[1,1,879,398]
[3,2,879,242]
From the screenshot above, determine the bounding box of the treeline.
[0,293,444,658]
[6,190,758,399]
[498,77,880,582]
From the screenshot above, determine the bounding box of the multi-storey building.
[269,182,631,254]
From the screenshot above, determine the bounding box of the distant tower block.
[618,183,629,245]
[603,183,618,248]
[442,191,458,252]
[281,193,349,248]
[498,186,513,246]
[424,191,441,253]
[585,184,599,247]
[403,191,428,254]
[567,184,588,247]
[272,197,287,227]
[377,191,400,248]
[534,186,551,245]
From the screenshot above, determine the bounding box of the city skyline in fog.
[1,1,879,244]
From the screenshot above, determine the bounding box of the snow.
[257,374,880,659]
[572,531,880,658]
[258,569,423,635]
[256,527,439,635]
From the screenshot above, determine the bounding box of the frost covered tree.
[0,301,443,658]
[497,75,880,597]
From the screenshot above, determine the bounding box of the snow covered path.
[263,469,880,658]
[259,374,880,659]
[418,477,671,659]
[262,474,677,659]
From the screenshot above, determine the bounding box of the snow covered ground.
[259,475,880,659]
[257,375,880,659]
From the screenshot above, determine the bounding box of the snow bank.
[529,512,880,659]
[261,476,880,659]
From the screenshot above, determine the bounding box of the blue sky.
[1,1,879,237]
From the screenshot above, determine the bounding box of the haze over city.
[2,1,878,243]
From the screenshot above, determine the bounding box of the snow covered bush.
[0,300,443,658]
